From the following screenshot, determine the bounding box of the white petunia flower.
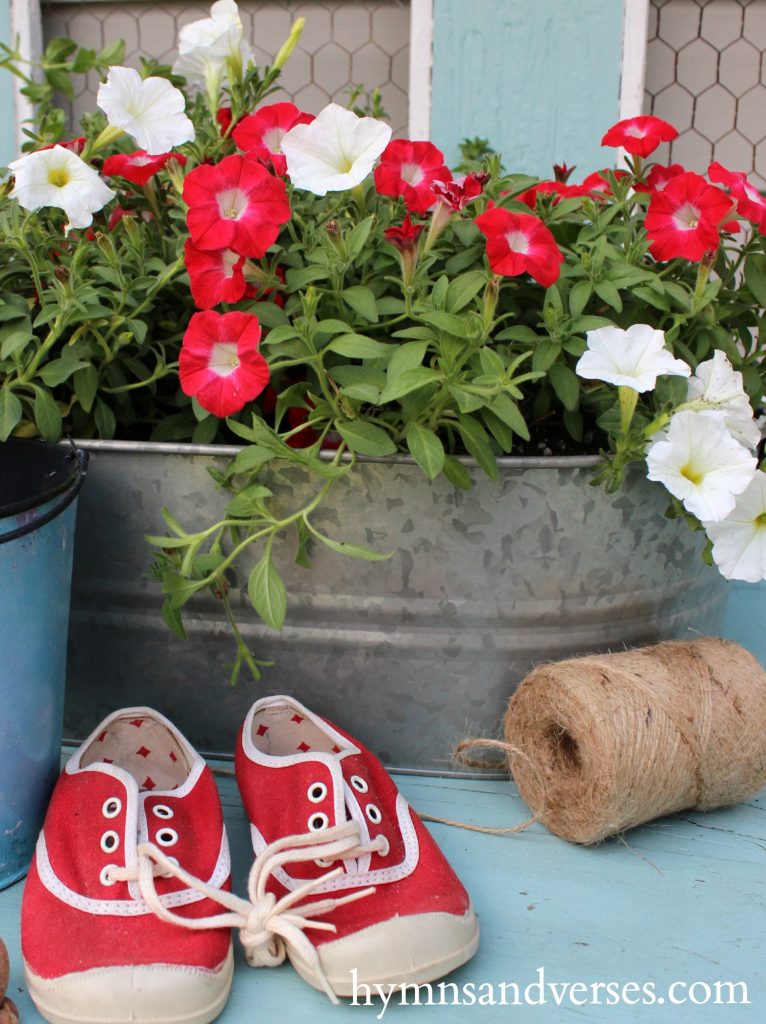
[281,103,392,196]
[646,409,757,522]
[174,0,253,89]
[576,324,691,392]
[705,471,766,582]
[9,146,115,229]
[97,66,195,155]
[686,350,760,449]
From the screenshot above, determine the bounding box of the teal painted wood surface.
[0,0,14,166]
[1,762,763,1022]
[723,582,766,668]
[431,0,624,175]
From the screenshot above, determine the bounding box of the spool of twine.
[496,638,766,845]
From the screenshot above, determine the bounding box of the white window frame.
[10,0,42,153]
[408,0,433,139]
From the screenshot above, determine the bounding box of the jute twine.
[477,637,766,845]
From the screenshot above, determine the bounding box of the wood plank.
[1,771,762,1022]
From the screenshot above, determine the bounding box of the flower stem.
[619,385,639,434]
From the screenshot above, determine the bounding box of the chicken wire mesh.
[644,0,766,187]
[40,0,410,134]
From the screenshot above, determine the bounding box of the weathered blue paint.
[723,582,766,668]
[431,0,624,176]
[2,764,764,1020]
[0,0,14,166]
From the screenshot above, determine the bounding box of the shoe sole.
[287,907,480,997]
[24,946,233,1024]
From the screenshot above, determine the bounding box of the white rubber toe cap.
[25,946,233,1024]
[289,907,480,997]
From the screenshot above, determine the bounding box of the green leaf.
[482,409,514,452]
[379,367,439,404]
[448,385,484,413]
[315,319,353,335]
[745,254,766,307]
[306,522,391,561]
[406,423,445,480]
[73,365,98,412]
[488,394,530,440]
[446,271,486,314]
[345,215,375,259]
[532,340,560,373]
[386,341,427,379]
[569,280,592,319]
[33,387,62,441]
[342,285,379,323]
[162,573,205,609]
[262,325,298,346]
[431,275,449,310]
[0,388,22,441]
[418,310,469,338]
[285,265,330,290]
[456,415,497,482]
[224,445,274,478]
[226,484,273,517]
[336,419,397,456]
[495,325,541,343]
[250,301,290,328]
[161,598,187,640]
[0,321,34,360]
[192,416,218,443]
[94,399,116,439]
[326,334,392,359]
[38,356,90,387]
[549,362,581,411]
[442,454,472,490]
[593,280,623,312]
[478,347,505,377]
[247,551,287,630]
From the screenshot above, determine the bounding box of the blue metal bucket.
[0,439,88,888]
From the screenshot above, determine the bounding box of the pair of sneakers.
[22,695,480,1024]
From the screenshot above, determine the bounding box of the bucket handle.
[0,442,89,545]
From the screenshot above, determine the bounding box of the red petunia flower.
[217,107,233,134]
[475,207,563,287]
[384,214,424,252]
[553,162,576,183]
[634,163,686,195]
[102,150,187,185]
[183,154,291,256]
[232,102,314,176]
[601,115,678,158]
[184,239,247,310]
[575,169,630,198]
[374,139,452,215]
[709,161,766,233]
[516,180,575,208]
[179,310,269,418]
[431,171,489,211]
[644,171,733,261]
[41,137,86,156]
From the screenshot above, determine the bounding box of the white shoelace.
[107,821,383,1003]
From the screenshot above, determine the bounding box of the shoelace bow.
[107,821,383,1003]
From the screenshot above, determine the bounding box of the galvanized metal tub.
[65,441,729,775]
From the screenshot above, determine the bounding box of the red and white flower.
[179,310,269,417]
[708,161,766,234]
[601,115,678,158]
[634,163,685,195]
[644,171,733,262]
[184,239,246,309]
[183,153,291,255]
[475,207,563,287]
[233,102,314,176]
[431,171,489,211]
[102,150,187,185]
[373,139,451,215]
[384,214,424,252]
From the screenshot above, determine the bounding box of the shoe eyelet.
[376,834,390,857]
[307,782,327,803]
[152,804,174,819]
[314,857,333,868]
[99,864,117,887]
[100,830,120,853]
[102,797,122,819]
[308,812,329,832]
[350,775,368,793]
[156,828,178,847]
[365,803,382,824]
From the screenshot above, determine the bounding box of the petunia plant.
[2,4,766,682]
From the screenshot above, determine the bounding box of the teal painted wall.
[723,584,766,668]
[0,0,13,166]
[431,0,624,176]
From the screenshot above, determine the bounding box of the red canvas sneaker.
[234,695,480,1000]
[21,707,235,1024]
